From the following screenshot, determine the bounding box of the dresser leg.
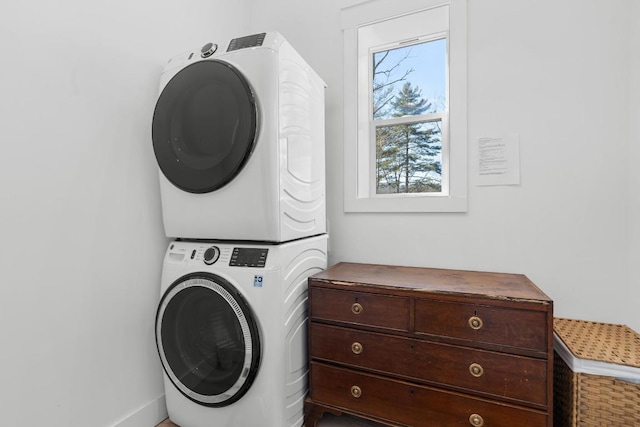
[304,399,342,427]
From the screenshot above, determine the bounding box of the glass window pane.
[372,38,446,120]
[375,120,442,194]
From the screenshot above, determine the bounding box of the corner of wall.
[111,395,167,427]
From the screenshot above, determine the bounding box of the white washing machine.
[155,234,327,427]
[152,32,326,242]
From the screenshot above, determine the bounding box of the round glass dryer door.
[152,60,258,193]
[156,273,261,406]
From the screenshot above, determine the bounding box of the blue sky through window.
[373,38,446,119]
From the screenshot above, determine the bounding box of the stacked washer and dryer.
[151,32,327,427]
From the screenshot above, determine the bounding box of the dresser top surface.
[310,262,552,303]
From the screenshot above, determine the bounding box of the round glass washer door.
[152,60,258,194]
[155,273,261,407]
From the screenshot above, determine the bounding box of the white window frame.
[342,0,468,212]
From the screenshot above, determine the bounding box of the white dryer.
[155,235,327,427]
[152,32,326,242]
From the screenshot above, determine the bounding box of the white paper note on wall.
[476,134,520,186]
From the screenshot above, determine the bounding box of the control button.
[203,246,220,265]
[200,42,217,58]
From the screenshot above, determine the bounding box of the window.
[343,0,467,212]
[372,36,446,195]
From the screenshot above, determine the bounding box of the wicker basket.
[553,318,640,427]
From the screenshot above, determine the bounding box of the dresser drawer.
[309,286,410,331]
[415,299,548,353]
[310,362,548,427]
[309,323,547,406]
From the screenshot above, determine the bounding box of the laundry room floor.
[155,413,385,426]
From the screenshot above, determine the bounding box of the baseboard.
[111,394,168,427]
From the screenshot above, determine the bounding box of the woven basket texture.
[554,318,640,367]
[554,318,640,426]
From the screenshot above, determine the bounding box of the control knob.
[203,246,220,265]
[200,42,217,58]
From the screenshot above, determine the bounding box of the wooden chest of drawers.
[304,263,553,427]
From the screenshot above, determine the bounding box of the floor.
[155,413,385,426]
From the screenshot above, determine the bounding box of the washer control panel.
[166,242,268,268]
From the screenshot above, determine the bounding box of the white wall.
[248,0,638,330]
[0,1,248,426]
[629,0,640,333]
[465,0,632,329]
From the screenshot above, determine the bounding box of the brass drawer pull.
[351,342,363,354]
[351,302,363,315]
[469,363,484,378]
[469,413,484,426]
[468,316,483,330]
[351,385,362,398]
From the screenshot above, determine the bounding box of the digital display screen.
[227,33,266,52]
[229,248,268,268]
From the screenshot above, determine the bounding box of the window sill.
[344,194,467,213]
